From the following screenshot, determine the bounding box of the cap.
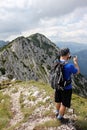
[60,48,70,56]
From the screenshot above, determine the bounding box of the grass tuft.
[33,119,61,130]
[0,92,12,130]
[72,94,87,130]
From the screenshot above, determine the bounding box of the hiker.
[55,48,80,121]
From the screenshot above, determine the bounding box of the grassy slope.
[28,81,87,130]
[0,80,87,130]
[72,94,87,130]
[0,92,12,129]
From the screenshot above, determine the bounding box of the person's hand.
[73,56,78,63]
[73,56,80,74]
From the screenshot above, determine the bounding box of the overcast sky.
[0,0,87,44]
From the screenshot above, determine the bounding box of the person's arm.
[73,56,80,74]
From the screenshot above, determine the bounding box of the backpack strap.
[64,78,72,87]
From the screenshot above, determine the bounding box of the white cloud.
[0,0,87,43]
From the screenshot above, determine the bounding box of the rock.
[43,96,50,102]
[33,91,39,97]
[67,108,74,114]
[1,99,5,103]
[0,76,9,82]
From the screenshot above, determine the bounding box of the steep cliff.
[0,33,59,82]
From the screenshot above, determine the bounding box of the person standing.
[55,48,80,121]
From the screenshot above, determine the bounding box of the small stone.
[67,108,74,114]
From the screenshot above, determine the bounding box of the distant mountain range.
[0,40,9,48]
[56,41,87,78]
[57,41,87,54]
[75,50,87,78]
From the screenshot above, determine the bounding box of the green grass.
[19,91,36,122]
[0,92,12,130]
[28,81,87,130]
[33,119,61,130]
[28,95,36,101]
[72,94,87,130]
[0,80,87,130]
[22,106,36,122]
[11,87,18,93]
[18,80,54,123]
[28,80,53,96]
[43,109,54,117]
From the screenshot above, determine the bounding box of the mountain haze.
[0,40,8,48]
[75,49,87,78]
[57,41,87,53]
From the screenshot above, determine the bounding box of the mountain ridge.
[56,41,87,53]
[0,33,59,82]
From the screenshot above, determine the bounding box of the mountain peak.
[0,33,59,82]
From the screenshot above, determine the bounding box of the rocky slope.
[0,33,59,82]
[72,74,87,97]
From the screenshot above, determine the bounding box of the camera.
[69,55,77,59]
[72,55,77,58]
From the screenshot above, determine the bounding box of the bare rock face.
[0,33,59,82]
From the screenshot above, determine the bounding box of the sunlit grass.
[0,80,87,130]
[19,91,36,122]
[33,119,61,130]
[72,94,87,130]
[28,81,87,129]
[0,92,12,130]
[11,87,18,93]
[28,80,54,97]
[28,95,36,101]
[22,106,36,122]
[19,80,54,122]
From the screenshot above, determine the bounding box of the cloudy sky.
[0,0,87,44]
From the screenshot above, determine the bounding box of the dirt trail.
[15,117,52,130]
[3,84,77,130]
[9,91,23,126]
[3,87,24,129]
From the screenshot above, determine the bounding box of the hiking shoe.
[59,117,69,124]
[55,110,59,118]
[57,116,69,124]
[55,112,59,118]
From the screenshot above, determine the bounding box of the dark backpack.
[50,60,71,90]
